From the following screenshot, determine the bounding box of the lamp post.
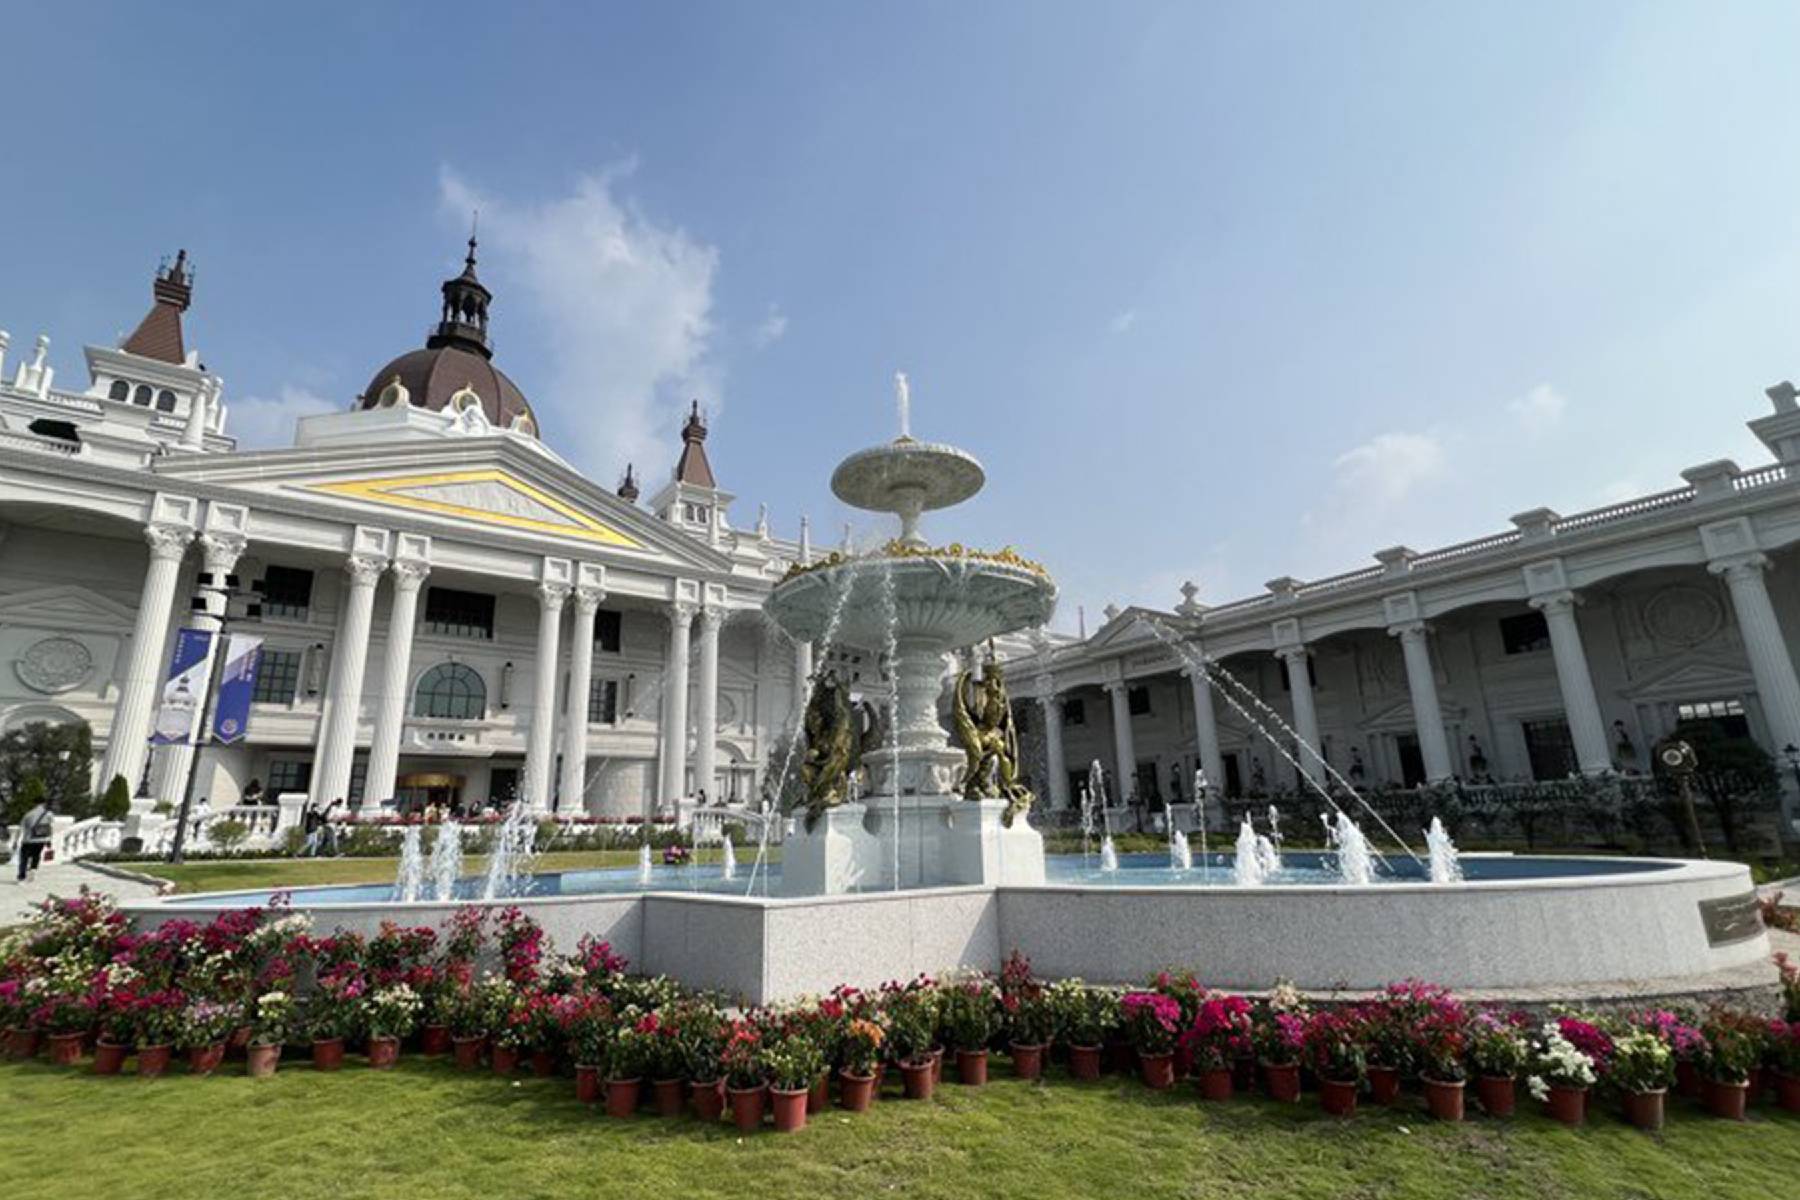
[1657,739,1706,860]
[167,573,262,865]
[1783,743,1800,795]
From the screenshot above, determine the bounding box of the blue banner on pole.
[151,628,214,745]
[213,634,263,744]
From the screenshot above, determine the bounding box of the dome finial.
[465,209,479,273]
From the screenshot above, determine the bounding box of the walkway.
[2,858,163,925]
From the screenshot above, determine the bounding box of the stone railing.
[1552,486,1695,534]
[690,806,781,845]
[53,816,123,860]
[0,430,80,456]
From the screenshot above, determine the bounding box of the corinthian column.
[1529,590,1612,774]
[100,523,194,793]
[1277,646,1321,787]
[311,554,386,805]
[1103,681,1137,804]
[693,606,724,803]
[363,559,430,809]
[559,584,605,812]
[1183,667,1226,801]
[1712,554,1800,757]
[523,579,570,811]
[659,600,697,808]
[1389,621,1453,782]
[1037,689,1070,810]
[154,531,246,806]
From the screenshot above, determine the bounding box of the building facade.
[0,247,812,818]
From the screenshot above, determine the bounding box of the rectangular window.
[348,758,367,805]
[1500,612,1552,655]
[1063,698,1086,726]
[1521,718,1577,781]
[595,610,623,654]
[588,678,620,724]
[1127,686,1151,717]
[252,649,302,704]
[1676,698,1750,739]
[423,587,496,639]
[266,759,311,795]
[259,565,314,620]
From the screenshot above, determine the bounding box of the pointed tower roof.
[617,463,641,503]
[673,400,717,488]
[121,250,194,364]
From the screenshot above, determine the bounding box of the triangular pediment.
[310,468,641,549]
[1621,655,1753,703]
[0,584,139,628]
[1361,695,1463,733]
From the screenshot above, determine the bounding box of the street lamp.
[1782,743,1800,794]
[167,572,262,865]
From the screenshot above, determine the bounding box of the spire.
[617,463,640,503]
[672,399,718,488]
[121,250,194,364]
[426,224,494,359]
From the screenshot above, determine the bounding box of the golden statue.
[951,650,1034,826]
[799,669,857,831]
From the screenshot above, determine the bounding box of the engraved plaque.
[1697,892,1764,947]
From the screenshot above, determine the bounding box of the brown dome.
[361,346,535,433]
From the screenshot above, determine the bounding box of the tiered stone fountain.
[764,382,1056,893]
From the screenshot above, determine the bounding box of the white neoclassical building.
[1007,388,1800,839]
[0,245,816,818]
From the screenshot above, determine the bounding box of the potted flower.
[1528,1023,1597,1125]
[1304,1010,1365,1117]
[1637,1009,1706,1098]
[722,1019,767,1131]
[414,967,454,1057]
[35,974,96,1067]
[492,988,534,1076]
[1700,1009,1766,1120]
[1254,1007,1307,1103]
[1150,969,1208,1076]
[1610,1030,1674,1131]
[642,1009,689,1117]
[1414,1005,1469,1121]
[362,984,421,1069]
[560,992,612,1105]
[1182,994,1253,1101]
[1050,981,1118,1082]
[604,1013,656,1118]
[1120,991,1182,1089]
[307,967,365,1071]
[134,989,184,1077]
[1466,1011,1529,1118]
[246,991,291,1078]
[677,1000,730,1121]
[999,953,1055,1080]
[939,975,1000,1086]
[178,999,240,1076]
[1768,1019,1800,1113]
[838,1018,884,1113]
[764,1029,826,1133]
[93,985,137,1076]
[0,977,40,1060]
[882,979,941,1099]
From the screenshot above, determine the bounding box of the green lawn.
[137,849,747,895]
[1,1056,1795,1200]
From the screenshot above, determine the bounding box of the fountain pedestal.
[781,795,1046,895]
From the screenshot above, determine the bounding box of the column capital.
[391,559,432,591]
[344,553,388,587]
[538,580,572,610]
[573,585,607,614]
[698,605,726,633]
[198,531,246,574]
[1274,643,1310,664]
[1527,589,1579,616]
[144,523,194,561]
[1036,686,1062,710]
[1101,679,1129,696]
[1387,619,1430,641]
[1707,551,1770,581]
[670,598,701,625]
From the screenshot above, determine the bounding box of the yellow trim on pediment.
[310,468,642,549]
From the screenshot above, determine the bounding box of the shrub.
[1181,994,1254,1071]
[1303,1010,1366,1084]
[998,952,1057,1046]
[1120,991,1182,1057]
[1528,1023,1597,1097]
[1700,1009,1767,1084]
[208,819,251,853]
[880,976,942,1065]
[249,991,294,1047]
[840,1018,885,1077]
[938,974,1001,1052]
[1048,980,1119,1049]
[177,998,242,1050]
[721,1018,764,1088]
[762,1028,826,1091]
[1610,1031,1675,1094]
[1466,1011,1531,1079]
[364,985,423,1040]
[99,775,132,822]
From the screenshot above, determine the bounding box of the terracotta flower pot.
[93,1040,129,1076]
[491,1045,519,1076]
[1232,1055,1257,1092]
[1545,1084,1586,1126]
[574,1064,601,1105]
[227,1025,252,1058]
[807,1072,830,1113]
[605,1077,642,1119]
[1067,1044,1102,1082]
[421,1024,451,1057]
[1104,1038,1133,1075]
[1475,1075,1515,1118]
[247,1043,281,1079]
[839,1070,876,1113]
[1622,1088,1666,1132]
[770,1085,809,1133]
[367,1036,400,1070]
[1775,1071,1800,1114]
[188,1043,226,1076]
[137,1044,173,1078]
[1706,1079,1748,1121]
[452,1035,485,1071]
[1675,1059,1703,1099]
[1196,1066,1234,1101]
[1422,1077,1465,1122]
[691,1078,726,1121]
[655,1078,687,1117]
[729,1083,767,1131]
[1367,1065,1402,1106]
[957,1048,989,1087]
[46,1032,84,1067]
[1319,1078,1358,1118]
[1010,1043,1046,1081]
[930,1047,944,1088]
[530,1049,557,1079]
[1174,1041,1195,1080]
[5,1028,41,1060]
[1138,1051,1175,1090]
[1262,1062,1301,1103]
[900,1058,936,1100]
[312,1038,345,1072]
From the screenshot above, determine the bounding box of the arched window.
[108,379,130,402]
[413,663,485,720]
[155,389,177,412]
[132,384,153,407]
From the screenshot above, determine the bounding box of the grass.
[1,1056,1796,1200]
[134,849,745,896]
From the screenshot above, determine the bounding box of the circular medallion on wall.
[13,636,94,695]
[1642,585,1724,647]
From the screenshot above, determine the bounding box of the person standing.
[15,798,53,882]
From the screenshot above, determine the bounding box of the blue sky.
[5,2,1800,632]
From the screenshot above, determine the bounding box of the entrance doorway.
[395,773,463,816]
[1395,734,1427,788]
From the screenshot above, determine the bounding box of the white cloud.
[1507,383,1568,435]
[1330,431,1449,504]
[228,385,339,449]
[440,165,720,480]
[751,304,788,349]
[1109,309,1137,334]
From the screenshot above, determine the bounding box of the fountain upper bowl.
[831,440,986,516]
[765,551,1056,648]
